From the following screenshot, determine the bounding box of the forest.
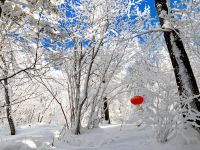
[0,0,200,149]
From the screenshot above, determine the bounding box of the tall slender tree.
[155,0,200,132]
[4,78,16,135]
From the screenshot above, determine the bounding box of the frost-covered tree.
[0,0,63,135]
[42,0,150,134]
[155,0,200,132]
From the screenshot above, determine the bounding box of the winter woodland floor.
[0,124,200,150]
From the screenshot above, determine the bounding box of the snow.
[0,124,200,150]
[21,139,37,149]
[162,20,173,30]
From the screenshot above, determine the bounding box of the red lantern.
[130,96,144,105]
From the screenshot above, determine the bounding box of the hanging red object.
[130,96,144,105]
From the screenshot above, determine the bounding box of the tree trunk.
[0,0,6,17]
[103,97,110,124]
[74,105,82,135]
[87,100,96,129]
[155,0,200,131]
[4,78,16,135]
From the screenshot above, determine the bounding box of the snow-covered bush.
[124,37,185,142]
[146,95,181,143]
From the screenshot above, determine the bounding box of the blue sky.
[141,0,181,17]
[43,1,156,51]
[62,0,159,20]
[42,0,182,51]
[140,0,157,17]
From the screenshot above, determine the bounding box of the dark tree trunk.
[103,97,110,124]
[4,78,16,135]
[0,0,6,17]
[155,0,200,132]
[74,105,82,135]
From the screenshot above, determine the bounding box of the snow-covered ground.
[0,124,200,150]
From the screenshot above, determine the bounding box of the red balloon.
[130,96,144,105]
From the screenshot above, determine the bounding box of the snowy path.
[0,124,200,150]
